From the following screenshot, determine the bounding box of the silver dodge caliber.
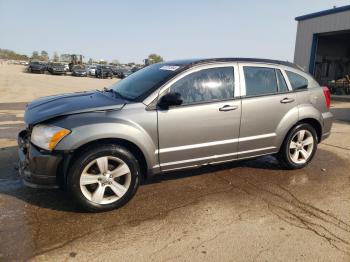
[18,58,333,212]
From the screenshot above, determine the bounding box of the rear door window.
[244,67,278,96]
[286,71,308,90]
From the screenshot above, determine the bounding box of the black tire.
[278,123,318,169]
[68,144,141,212]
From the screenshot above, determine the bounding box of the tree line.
[0,48,164,65]
[0,49,51,61]
[0,48,29,61]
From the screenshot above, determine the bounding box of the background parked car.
[114,66,142,78]
[111,66,123,78]
[95,65,114,79]
[120,68,133,79]
[63,63,69,72]
[131,66,142,73]
[87,65,96,76]
[47,62,66,75]
[71,65,87,77]
[27,61,47,74]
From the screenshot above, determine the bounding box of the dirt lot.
[0,64,116,148]
[0,65,349,261]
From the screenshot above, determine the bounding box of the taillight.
[322,86,331,109]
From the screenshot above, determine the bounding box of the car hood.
[25,91,127,125]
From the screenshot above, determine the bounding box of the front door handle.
[219,105,238,111]
[280,97,295,104]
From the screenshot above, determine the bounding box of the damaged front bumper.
[17,130,62,189]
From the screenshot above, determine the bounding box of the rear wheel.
[68,144,141,212]
[278,123,317,169]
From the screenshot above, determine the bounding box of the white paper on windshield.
[159,65,180,71]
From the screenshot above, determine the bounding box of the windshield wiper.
[102,88,134,101]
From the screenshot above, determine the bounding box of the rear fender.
[275,106,299,149]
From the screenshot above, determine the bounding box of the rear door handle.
[280,97,295,104]
[219,105,238,111]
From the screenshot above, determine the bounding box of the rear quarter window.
[286,71,308,91]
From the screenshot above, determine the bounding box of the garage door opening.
[312,30,350,94]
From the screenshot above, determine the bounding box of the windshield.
[73,65,85,70]
[111,63,181,100]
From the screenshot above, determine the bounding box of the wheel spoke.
[297,130,305,142]
[91,184,106,203]
[303,136,313,146]
[300,149,309,160]
[96,157,109,174]
[109,181,127,197]
[80,173,99,185]
[291,150,299,162]
[290,141,297,149]
[110,163,130,178]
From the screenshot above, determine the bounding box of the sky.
[0,0,349,63]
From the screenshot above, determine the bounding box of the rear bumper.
[321,111,333,141]
[18,130,61,189]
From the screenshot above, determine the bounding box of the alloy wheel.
[288,129,314,164]
[80,156,131,205]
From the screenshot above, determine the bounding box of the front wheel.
[278,123,318,169]
[68,144,141,212]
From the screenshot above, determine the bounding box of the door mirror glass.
[158,92,183,109]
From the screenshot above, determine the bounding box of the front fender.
[55,121,157,170]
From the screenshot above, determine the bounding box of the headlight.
[31,124,70,151]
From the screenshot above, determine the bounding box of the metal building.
[294,5,350,94]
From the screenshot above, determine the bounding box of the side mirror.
[158,92,183,110]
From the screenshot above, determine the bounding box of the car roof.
[164,58,300,70]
